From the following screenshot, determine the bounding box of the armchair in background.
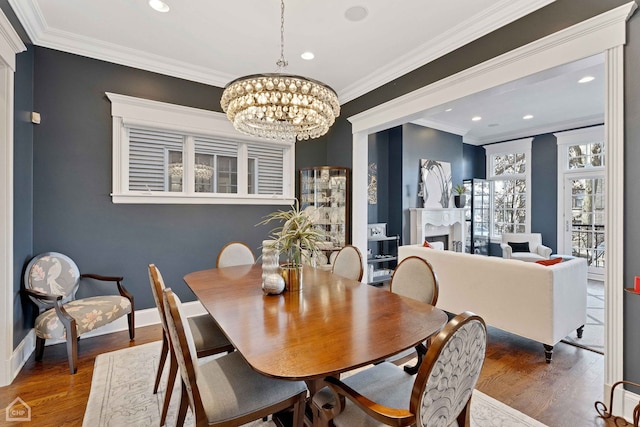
[500,233,552,262]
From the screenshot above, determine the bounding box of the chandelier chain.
[276,0,288,70]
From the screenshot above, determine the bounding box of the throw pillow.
[423,240,433,248]
[508,241,530,253]
[536,257,563,266]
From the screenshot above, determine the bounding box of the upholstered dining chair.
[313,312,487,427]
[162,287,308,427]
[389,256,439,374]
[332,245,364,281]
[23,252,134,374]
[216,241,256,268]
[148,264,235,426]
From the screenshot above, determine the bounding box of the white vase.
[261,240,279,285]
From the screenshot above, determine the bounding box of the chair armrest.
[23,288,63,302]
[324,376,414,426]
[80,273,133,302]
[536,245,552,258]
[500,243,512,259]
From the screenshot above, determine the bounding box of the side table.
[594,288,640,426]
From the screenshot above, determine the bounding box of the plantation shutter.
[248,144,283,195]
[194,137,237,156]
[128,128,184,191]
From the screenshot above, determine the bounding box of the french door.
[563,173,605,280]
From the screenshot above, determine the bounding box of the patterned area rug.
[83,341,548,427]
[562,280,604,354]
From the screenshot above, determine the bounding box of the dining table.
[183,263,448,424]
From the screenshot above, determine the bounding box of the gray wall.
[29,47,283,314]
[13,46,34,347]
[531,133,560,253]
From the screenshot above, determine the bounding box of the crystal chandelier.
[220,0,340,142]
[168,162,214,180]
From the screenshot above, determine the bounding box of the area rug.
[83,341,548,427]
[562,280,604,354]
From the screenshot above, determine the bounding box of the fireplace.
[409,208,466,252]
[426,234,448,250]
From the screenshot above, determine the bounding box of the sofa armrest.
[500,243,512,259]
[536,245,553,258]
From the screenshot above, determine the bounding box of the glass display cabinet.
[299,166,349,251]
[463,178,490,255]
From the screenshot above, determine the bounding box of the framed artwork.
[367,223,387,239]
[368,162,377,205]
[420,159,452,208]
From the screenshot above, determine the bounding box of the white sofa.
[398,244,588,362]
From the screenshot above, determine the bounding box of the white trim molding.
[0,7,26,387]
[350,2,636,421]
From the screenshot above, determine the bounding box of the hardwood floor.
[0,324,615,427]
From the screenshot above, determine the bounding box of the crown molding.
[339,0,556,103]
[0,6,26,70]
[9,0,553,100]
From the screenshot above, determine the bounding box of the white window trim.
[106,92,295,205]
[484,137,532,241]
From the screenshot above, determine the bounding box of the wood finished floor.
[0,324,614,427]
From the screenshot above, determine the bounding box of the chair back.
[24,252,80,309]
[217,242,256,268]
[148,264,169,333]
[501,232,542,248]
[390,256,438,305]
[162,288,207,420]
[411,312,487,427]
[332,245,364,281]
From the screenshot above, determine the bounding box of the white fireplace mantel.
[409,208,466,250]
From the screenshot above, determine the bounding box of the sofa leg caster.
[576,325,584,339]
[543,344,553,363]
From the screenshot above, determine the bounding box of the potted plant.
[258,201,327,291]
[453,184,467,208]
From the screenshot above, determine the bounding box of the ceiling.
[7,0,603,145]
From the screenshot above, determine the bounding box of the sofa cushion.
[536,257,563,266]
[508,241,530,253]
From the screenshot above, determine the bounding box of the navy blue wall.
[30,47,284,313]
[531,133,560,253]
[13,46,34,347]
[462,143,486,180]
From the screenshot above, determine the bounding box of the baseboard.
[605,381,640,424]
[6,300,207,384]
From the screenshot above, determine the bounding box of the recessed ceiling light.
[578,76,595,83]
[472,116,482,122]
[149,0,170,13]
[301,52,315,60]
[523,114,534,120]
[345,6,368,22]
[445,108,453,112]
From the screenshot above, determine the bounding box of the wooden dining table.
[184,264,447,394]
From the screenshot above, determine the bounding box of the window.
[107,93,295,205]
[485,138,532,239]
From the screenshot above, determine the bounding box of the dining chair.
[162,287,308,427]
[148,264,235,426]
[389,256,439,374]
[332,245,364,281]
[313,312,487,427]
[216,241,256,268]
[23,252,134,374]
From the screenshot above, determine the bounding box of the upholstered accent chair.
[148,264,234,426]
[313,312,487,427]
[389,256,439,374]
[162,287,308,427]
[332,245,364,281]
[500,233,552,262]
[216,241,256,268]
[23,252,134,374]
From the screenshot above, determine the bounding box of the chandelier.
[168,163,214,180]
[220,0,340,142]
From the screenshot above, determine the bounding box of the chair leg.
[456,398,472,427]
[62,318,78,374]
[292,393,306,427]
[176,381,189,427]
[153,334,169,394]
[160,350,179,426]
[35,337,45,362]
[127,311,135,340]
